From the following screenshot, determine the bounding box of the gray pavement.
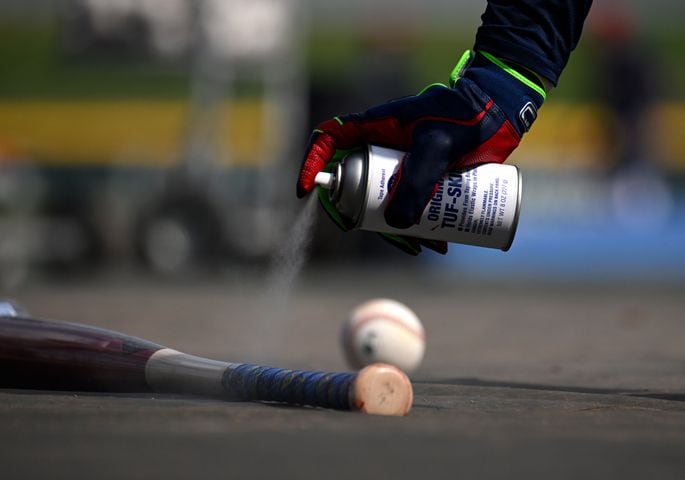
[1,268,684,479]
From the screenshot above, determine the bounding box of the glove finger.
[297,129,335,198]
[384,123,467,229]
[297,110,409,198]
[377,233,422,256]
[296,116,371,198]
[419,239,448,255]
[380,235,447,256]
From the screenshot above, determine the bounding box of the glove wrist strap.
[452,50,545,135]
[451,50,547,100]
[478,51,547,100]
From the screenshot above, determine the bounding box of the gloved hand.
[297,50,546,255]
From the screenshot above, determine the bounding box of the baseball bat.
[0,314,412,416]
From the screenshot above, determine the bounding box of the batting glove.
[297,50,546,255]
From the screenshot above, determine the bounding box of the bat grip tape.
[222,364,356,410]
[145,349,357,410]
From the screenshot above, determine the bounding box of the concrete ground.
[1,267,684,479]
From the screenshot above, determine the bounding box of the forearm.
[474,0,593,87]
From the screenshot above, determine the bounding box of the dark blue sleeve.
[473,0,593,86]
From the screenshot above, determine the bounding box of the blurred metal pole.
[179,0,308,257]
[263,0,308,200]
[180,0,229,181]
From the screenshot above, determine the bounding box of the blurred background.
[2,5,684,477]
[0,0,684,287]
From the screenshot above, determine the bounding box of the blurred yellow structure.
[513,102,685,171]
[0,99,273,167]
[1,99,683,172]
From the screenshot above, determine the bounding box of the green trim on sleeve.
[478,50,547,100]
[449,50,475,87]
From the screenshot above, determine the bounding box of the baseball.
[342,298,425,373]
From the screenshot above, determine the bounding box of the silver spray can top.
[314,149,368,227]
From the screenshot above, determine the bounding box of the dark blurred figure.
[589,1,654,173]
[588,1,673,227]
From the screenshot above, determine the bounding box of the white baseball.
[342,298,425,373]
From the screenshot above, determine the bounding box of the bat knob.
[351,363,413,416]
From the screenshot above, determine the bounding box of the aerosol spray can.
[314,145,522,250]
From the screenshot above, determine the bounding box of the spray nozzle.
[314,171,334,189]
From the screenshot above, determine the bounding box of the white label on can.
[358,146,521,250]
